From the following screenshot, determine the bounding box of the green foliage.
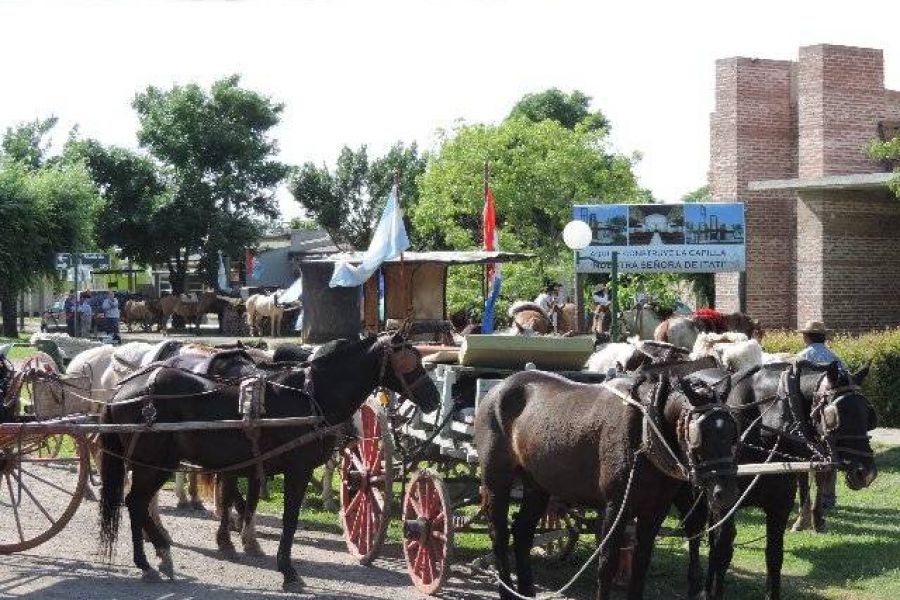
[868,137,900,195]
[764,328,900,426]
[508,88,608,131]
[71,76,289,292]
[288,218,320,231]
[1,117,59,171]
[681,184,709,203]
[290,142,425,250]
[616,273,682,314]
[414,117,639,316]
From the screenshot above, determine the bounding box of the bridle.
[378,339,434,407]
[810,379,875,462]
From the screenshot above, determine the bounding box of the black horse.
[475,371,740,600]
[678,360,877,600]
[99,333,440,591]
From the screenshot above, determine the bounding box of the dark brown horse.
[677,360,877,600]
[475,371,740,600]
[99,333,440,591]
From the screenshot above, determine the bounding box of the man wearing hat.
[592,282,611,333]
[797,320,847,373]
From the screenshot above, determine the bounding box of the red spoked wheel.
[0,432,90,553]
[340,399,393,565]
[402,469,453,595]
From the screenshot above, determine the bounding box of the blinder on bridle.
[805,363,876,462]
[380,337,433,407]
[677,378,740,485]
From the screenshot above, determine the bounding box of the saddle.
[507,301,548,319]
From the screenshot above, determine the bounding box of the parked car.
[40,299,68,332]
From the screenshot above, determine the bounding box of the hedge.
[763,329,900,427]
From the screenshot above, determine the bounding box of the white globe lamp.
[563,220,592,251]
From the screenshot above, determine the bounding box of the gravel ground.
[0,474,496,600]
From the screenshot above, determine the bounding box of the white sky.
[1,0,898,220]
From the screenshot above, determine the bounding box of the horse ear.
[720,374,732,402]
[866,402,879,431]
[655,374,670,414]
[825,361,841,385]
[852,363,870,386]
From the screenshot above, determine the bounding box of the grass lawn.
[246,445,900,599]
[0,333,38,362]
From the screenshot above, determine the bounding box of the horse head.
[378,332,441,413]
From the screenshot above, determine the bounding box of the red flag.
[483,187,497,281]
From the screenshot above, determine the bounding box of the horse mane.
[309,336,379,367]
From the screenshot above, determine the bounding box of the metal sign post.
[610,251,619,341]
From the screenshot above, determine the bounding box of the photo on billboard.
[627,205,684,246]
[684,203,744,245]
[573,205,628,246]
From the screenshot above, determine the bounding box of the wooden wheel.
[340,399,393,565]
[534,502,578,560]
[0,432,90,553]
[402,469,453,595]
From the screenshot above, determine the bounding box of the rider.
[591,282,611,333]
[796,319,845,510]
[534,282,562,330]
[797,320,847,373]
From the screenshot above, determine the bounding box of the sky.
[1,0,898,220]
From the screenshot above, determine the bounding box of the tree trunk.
[1,286,19,338]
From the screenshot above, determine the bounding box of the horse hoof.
[218,542,237,558]
[176,500,192,510]
[243,541,265,557]
[190,501,207,511]
[282,578,305,593]
[141,569,162,583]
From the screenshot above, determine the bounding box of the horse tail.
[197,473,217,502]
[99,431,126,560]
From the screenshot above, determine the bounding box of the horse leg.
[189,473,207,510]
[484,483,514,600]
[791,473,812,532]
[511,477,549,598]
[674,486,707,600]
[175,472,190,509]
[277,467,313,592]
[147,492,173,545]
[126,468,169,581]
[814,470,836,532]
[241,476,264,556]
[216,477,238,555]
[627,507,668,600]
[597,497,626,600]
[321,456,337,512]
[705,516,737,600]
[763,506,790,600]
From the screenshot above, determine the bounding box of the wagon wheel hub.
[403,517,431,542]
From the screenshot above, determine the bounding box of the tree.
[113,75,290,292]
[681,185,709,203]
[413,117,639,315]
[290,142,425,249]
[869,138,900,195]
[507,88,608,132]
[0,123,97,336]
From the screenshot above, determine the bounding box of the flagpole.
[482,161,489,310]
[395,169,411,319]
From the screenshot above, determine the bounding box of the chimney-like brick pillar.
[710,58,797,328]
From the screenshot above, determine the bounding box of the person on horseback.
[534,282,562,330]
[797,320,847,372]
[591,282,611,333]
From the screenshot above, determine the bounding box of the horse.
[655,309,761,351]
[677,360,877,599]
[65,345,115,389]
[123,299,161,332]
[620,306,664,340]
[792,470,836,533]
[506,301,579,335]
[585,339,690,375]
[98,332,440,591]
[157,291,220,335]
[475,370,740,600]
[246,292,287,337]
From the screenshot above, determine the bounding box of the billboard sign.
[573,203,745,273]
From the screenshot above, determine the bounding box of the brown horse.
[507,301,579,335]
[655,310,761,350]
[123,300,162,332]
[475,371,740,600]
[99,333,440,590]
[157,291,221,335]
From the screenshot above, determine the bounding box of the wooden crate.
[31,374,96,419]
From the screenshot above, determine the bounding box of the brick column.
[709,57,797,328]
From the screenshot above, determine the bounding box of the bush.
[763,329,900,427]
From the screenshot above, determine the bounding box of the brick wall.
[798,45,887,177]
[710,57,797,328]
[798,190,900,331]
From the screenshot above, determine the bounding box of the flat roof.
[298,250,532,265]
[749,172,895,192]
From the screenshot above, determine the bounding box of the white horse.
[620,306,663,341]
[245,292,285,337]
[65,345,115,389]
[689,332,787,372]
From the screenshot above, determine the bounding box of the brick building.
[710,44,900,331]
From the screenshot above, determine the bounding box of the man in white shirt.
[534,283,561,330]
[102,291,121,342]
[78,295,93,338]
[592,283,611,333]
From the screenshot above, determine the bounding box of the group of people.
[63,290,121,342]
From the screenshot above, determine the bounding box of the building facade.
[710,44,900,331]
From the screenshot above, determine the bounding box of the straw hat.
[798,320,829,335]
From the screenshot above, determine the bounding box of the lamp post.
[563,220,592,333]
